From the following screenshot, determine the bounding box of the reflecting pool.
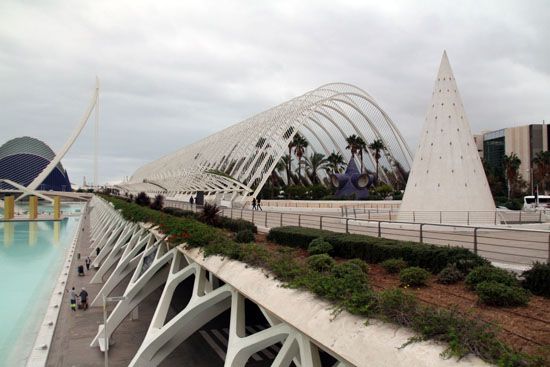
[0,216,80,366]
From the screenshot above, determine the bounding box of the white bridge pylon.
[87,197,351,367]
[13,78,100,202]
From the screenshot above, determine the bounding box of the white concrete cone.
[399,51,495,221]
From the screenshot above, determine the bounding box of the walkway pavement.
[46,208,222,367]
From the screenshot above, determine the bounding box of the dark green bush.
[267,227,487,273]
[135,192,151,206]
[200,203,221,226]
[475,281,530,307]
[465,266,517,290]
[306,254,335,272]
[437,264,464,284]
[400,267,430,286]
[150,194,164,210]
[308,238,333,255]
[521,262,550,297]
[219,217,257,234]
[381,258,408,274]
[161,207,197,218]
[267,227,334,249]
[346,258,369,274]
[235,229,255,243]
[376,288,418,325]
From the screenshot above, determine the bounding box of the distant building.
[479,123,548,192]
[0,136,71,191]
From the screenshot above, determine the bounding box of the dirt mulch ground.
[253,232,550,360]
[367,264,550,358]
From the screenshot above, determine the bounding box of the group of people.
[251,197,262,211]
[69,255,93,310]
[67,286,89,311]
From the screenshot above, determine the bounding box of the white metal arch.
[120,83,412,202]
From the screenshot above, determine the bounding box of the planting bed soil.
[255,232,550,362]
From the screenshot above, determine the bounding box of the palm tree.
[292,134,309,182]
[368,139,385,183]
[326,152,346,174]
[346,134,367,173]
[304,152,328,184]
[272,156,287,185]
[503,153,521,199]
[284,127,295,185]
[532,150,550,193]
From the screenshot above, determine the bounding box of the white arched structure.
[120,83,413,202]
[13,78,100,202]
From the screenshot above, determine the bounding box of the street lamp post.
[103,295,126,367]
[526,168,534,196]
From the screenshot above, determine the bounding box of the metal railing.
[339,207,547,225]
[165,200,550,268]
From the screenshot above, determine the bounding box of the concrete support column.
[53,196,61,220]
[4,195,14,219]
[29,196,38,220]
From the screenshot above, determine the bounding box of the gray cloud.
[1,0,549,184]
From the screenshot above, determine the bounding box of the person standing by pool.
[79,287,89,310]
[85,256,91,271]
[68,287,77,312]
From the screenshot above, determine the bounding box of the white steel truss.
[86,196,487,367]
[88,196,353,366]
[119,83,413,202]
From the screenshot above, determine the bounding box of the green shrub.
[235,229,255,243]
[267,227,487,273]
[161,207,197,218]
[381,258,408,274]
[437,264,464,284]
[150,194,164,210]
[200,203,221,226]
[376,288,418,325]
[346,259,369,274]
[308,238,333,255]
[267,227,334,249]
[219,217,257,234]
[465,266,517,290]
[135,192,151,206]
[306,254,335,272]
[521,262,550,297]
[400,267,430,286]
[475,281,530,307]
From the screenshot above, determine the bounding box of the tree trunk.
[375,158,379,184]
[287,147,292,185]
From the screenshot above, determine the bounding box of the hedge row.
[161,205,257,234]
[267,226,488,273]
[102,196,229,248]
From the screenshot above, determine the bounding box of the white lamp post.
[102,295,126,367]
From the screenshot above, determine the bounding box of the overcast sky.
[1,0,549,185]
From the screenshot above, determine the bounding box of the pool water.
[0,216,80,366]
[1,202,84,217]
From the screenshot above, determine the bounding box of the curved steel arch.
[120,83,412,202]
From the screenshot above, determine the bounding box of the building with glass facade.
[0,136,71,191]
[480,124,548,191]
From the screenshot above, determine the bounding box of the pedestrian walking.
[96,247,100,256]
[85,256,91,271]
[79,287,89,310]
[257,198,262,211]
[189,196,194,205]
[252,198,257,210]
[68,287,77,312]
